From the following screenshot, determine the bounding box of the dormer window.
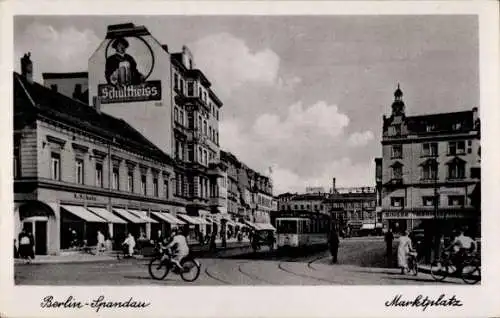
[452,122,462,131]
[388,124,401,136]
[426,124,435,132]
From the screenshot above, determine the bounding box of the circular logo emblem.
[105,36,155,86]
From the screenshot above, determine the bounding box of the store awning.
[129,210,158,223]
[61,205,106,223]
[222,218,237,227]
[87,207,127,224]
[177,214,203,225]
[193,216,210,225]
[205,215,220,225]
[244,220,259,229]
[176,207,187,214]
[151,212,185,225]
[254,223,276,231]
[360,223,375,230]
[113,208,145,224]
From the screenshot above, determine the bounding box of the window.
[187,81,194,96]
[50,152,61,180]
[127,170,134,192]
[422,196,437,207]
[426,124,435,132]
[448,195,465,206]
[391,197,404,207]
[164,179,169,198]
[392,165,403,179]
[174,74,179,90]
[187,112,194,129]
[448,141,465,155]
[198,87,202,98]
[179,110,184,126]
[153,177,158,197]
[203,150,208,165]
[422,143,438,157]
[198,115,202,131]
[174,107,179,123]
[471,167,480,179]
[300,204,304,210]
[294,204,298,210]
[188,144,194,162]
[216,109,219,120]
[389,124,401,136]
[216,132,219,145]
[203,120,207,135]
[141,175,147,195]
[391,145,402,158]
[421,161,438,180]
[112,167,119,190]
[209,127,212,140]
[175,173,182,196]
[95,163,103,187]
[448,161,466,179]
[452,122,462,131]
[180,79,184,94]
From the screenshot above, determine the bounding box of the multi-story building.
[324,187,377,235]
[380,85,480,237]
[87,23,226,223]
[14,56,192,255]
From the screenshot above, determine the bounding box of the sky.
[13,15,479,195]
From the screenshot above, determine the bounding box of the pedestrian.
[97,230,105,254]
[18,228,32,263]
[397,230,413,274]
[122,232,136,257]
[329,229,340,264]
[384,228,394,267]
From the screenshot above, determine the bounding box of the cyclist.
[447,228,475,273]
[161,227,190,271]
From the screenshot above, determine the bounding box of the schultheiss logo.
[98,36,161,104]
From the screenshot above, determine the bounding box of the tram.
[272,210,331,249]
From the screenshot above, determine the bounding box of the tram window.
[278,220,297,233]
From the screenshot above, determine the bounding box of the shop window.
[50,152,61,181]
[95,162,103,187]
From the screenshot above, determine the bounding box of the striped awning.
[61,205,106,223]
[87,207,127,224]
[129,210,158,223]
[177,214,203,225]
[151,212,185,225]
[113,208,145,224]
[254,223,276,231]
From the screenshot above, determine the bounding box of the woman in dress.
[397,230,413,274]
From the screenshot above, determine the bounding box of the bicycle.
[405,251,419,276]
[430,251,481,284]
[116,243,140,260]
[148,248,201,282]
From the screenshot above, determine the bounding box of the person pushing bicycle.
[445,228,476,274]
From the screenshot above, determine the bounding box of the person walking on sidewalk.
[329,229,340,264]
[18,228,33,264]
[397,230,413,274]
[385,228,394,267]
[97,230,106,254]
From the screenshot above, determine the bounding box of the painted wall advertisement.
[98,36,161,103]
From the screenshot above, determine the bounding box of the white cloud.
[190,33,302,97]
[14,23,100,82]
[220,100,374,194]
[347,130,375,147]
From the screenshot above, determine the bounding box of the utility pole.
[432,159,440,262]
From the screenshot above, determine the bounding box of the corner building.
[88,23,226,223]
[381,85,480,237]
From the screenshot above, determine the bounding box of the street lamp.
[432,159,440,262]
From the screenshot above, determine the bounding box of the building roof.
[405,110,476,135]
[14,72,174,165]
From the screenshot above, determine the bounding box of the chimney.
[332,178,336,192]
[21,52,33,84]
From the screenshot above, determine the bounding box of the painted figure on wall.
[105,37,144,86]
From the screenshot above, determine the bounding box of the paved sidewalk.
[14,241,254,265]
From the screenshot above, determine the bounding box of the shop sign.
[73,193,98,201]
[98,36,161,104]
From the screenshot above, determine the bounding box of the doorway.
[22,218,48,255]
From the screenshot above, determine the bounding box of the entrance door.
[35,221,47,255]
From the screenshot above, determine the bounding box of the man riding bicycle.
[160,227,190,271]
[446,228,476,274]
